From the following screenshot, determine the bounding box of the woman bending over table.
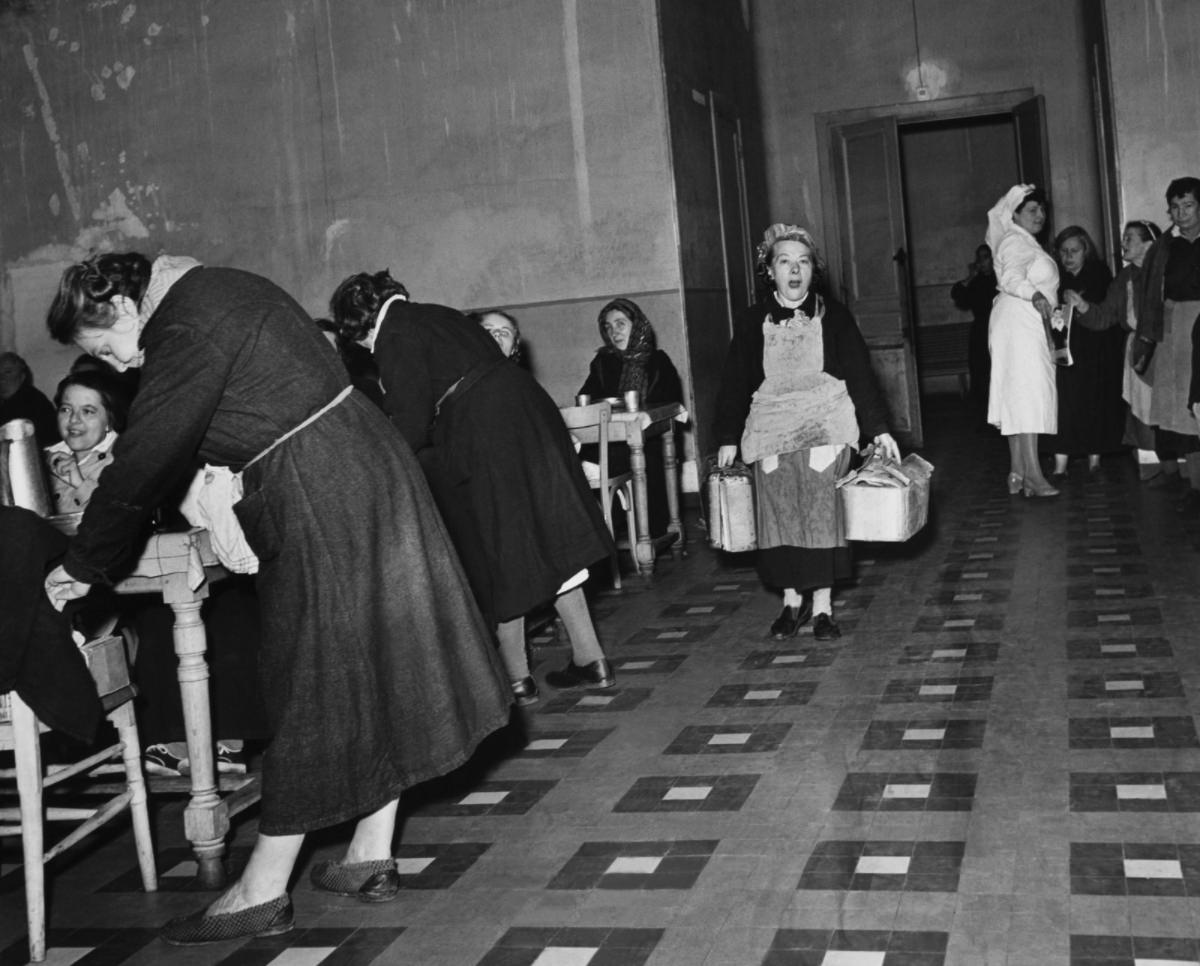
[715,223,897,642]
[331,272,616,707]
[44,253,510,945]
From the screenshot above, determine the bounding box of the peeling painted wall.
[1104,0,1200,230]
[751,0,1103,255]
[1,0,680,400]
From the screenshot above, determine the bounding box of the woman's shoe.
[812,613,842,641]
[511,677,540,706]
[545,659,615,690]
[161,895,294,946]
[769,600,813,638]
[1006,472,1023,495]
[310,858,400,902]
[1022,480,1060,498]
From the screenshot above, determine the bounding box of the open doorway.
[817,90,1053,449]
[898,115,1018,404]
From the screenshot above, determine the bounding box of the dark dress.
[950,270,997,420]
[0,381,60,447]
[578,349,684,538]
[61,267,510,835]
[714,293,890,591]
[374,300,614,626]
[1042,260,1122,456]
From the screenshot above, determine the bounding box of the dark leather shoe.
[511,676,540,706]
[812,613,841,641]
[161,895,294,946]
[310,858,400,903]
[769,599,812,638]
[545,658,615,690]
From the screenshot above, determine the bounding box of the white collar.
[360,293,408,351]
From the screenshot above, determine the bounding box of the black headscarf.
[597,297,656,396]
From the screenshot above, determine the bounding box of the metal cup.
[1,419,53,516]
[575,393,591,407]
[623,389,640,413]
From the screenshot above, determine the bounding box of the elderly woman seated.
[577,298,683,538]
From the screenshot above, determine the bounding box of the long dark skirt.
[420,364,614,625]
[235,392,511,835]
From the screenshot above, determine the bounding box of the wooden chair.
[561,401,638,590]
[0,633,157,963]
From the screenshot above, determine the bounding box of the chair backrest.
[560,401,613,486]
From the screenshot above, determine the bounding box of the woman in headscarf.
[577,298,683,537]
[579,298,682,406]
[985,184,1061,497]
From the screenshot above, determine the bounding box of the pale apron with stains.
[741,315,859,550]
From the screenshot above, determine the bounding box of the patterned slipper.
[161,894,293,946]
[310,858,400,903]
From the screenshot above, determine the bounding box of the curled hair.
[1015,186,1049,214]
[472,309,524,365]
[53,368,131,434]
[1124,219,1162,244]
[1166,177,1200,205]
[329,270,410,343]
[754,223,827,290]
[46,253,151,344]
[1053,225,1101,264]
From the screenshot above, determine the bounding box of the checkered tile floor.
[6,399,1200,964]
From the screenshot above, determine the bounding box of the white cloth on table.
[180,466,259,574]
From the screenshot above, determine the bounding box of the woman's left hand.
[873,433,901,462]
[44,564,91,613]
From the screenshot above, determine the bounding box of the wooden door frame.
[815,88,1037,299]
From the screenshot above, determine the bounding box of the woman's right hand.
[717,445,738,468]
[1032,291,1053,323]
[44,564,91,612]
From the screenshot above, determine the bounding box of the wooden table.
[567,402,687,576]
[113,528,258,888]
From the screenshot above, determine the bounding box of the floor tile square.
[613,774,760,812]
[740,647,839,670]
[539,688,652,714]
[521,728,615,758]
[706,682,817,708]
[859,718,986,750]
[664,723,791,754]
[547,839,717,890]
[832,772,976,812]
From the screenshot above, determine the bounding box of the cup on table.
[575,393,592,407]
[623,390,640,413]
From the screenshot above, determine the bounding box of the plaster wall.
[751,0,1101,269]
[1103,0,1200,230]
[0,0,680,403]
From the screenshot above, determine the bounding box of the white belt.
[243,386,353,472]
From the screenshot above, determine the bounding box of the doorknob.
[893,248,907,266]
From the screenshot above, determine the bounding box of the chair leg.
[13,694,46,963]
[111,703,158,893]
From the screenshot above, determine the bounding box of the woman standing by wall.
[1136,177,1200,514]
[1045,225,1118,477]
[1066,220,1164,481]
[714,223,897,641]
